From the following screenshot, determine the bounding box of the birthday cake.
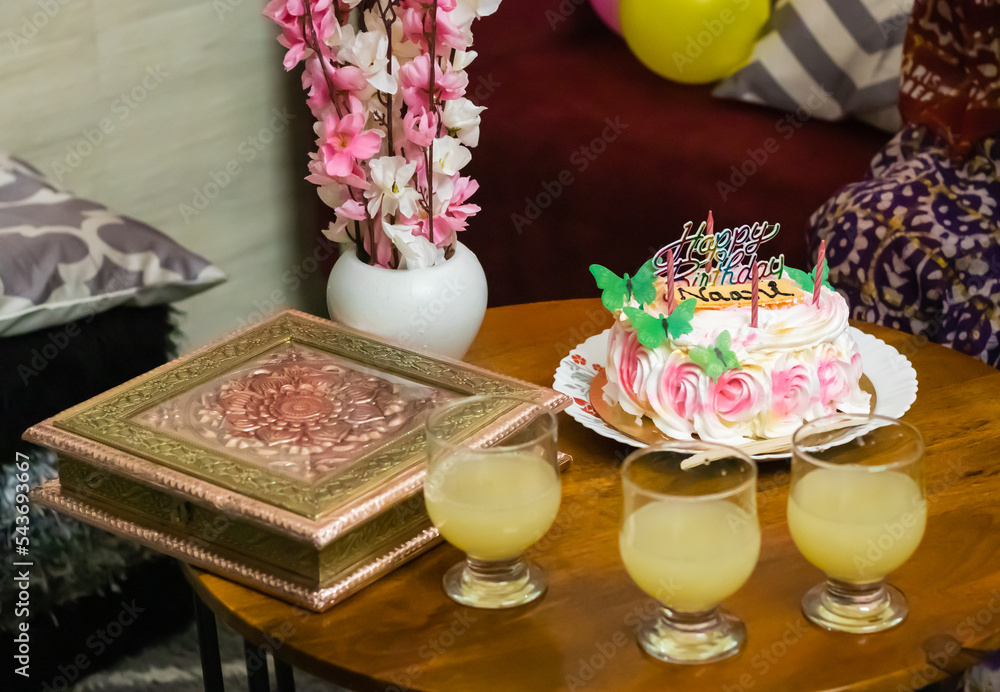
[594,218,870,444]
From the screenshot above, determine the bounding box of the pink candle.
[813,239,826,306]
[751,262,759,328]
[704,210,714,278]
[666,248,675,312]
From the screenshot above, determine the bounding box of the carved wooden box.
[26,310,569,610]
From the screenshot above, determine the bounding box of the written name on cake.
[652,220,785,288]
[655,278,801,311]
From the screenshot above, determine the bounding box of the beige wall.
[0,0,324,351]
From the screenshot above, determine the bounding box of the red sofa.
[462,0,893,306]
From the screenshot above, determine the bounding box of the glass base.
[442,556,546,609]
[802,579,908,633]
[637,606,746,664]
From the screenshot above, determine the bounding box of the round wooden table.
[185,299,1000,692]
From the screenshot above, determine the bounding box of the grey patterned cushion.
[713,0,914,132]
[0,155,225,336]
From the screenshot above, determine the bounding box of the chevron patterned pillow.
[713,0,914,132]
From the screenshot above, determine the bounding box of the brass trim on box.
[50,310,568,520]
[58,456,433,585]
[30,479,442,612]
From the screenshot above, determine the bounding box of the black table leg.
[245,638,271,692]
[274,656,296,692]
[193,592,226,692]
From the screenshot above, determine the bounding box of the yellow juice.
[787,468,926,582]
[619,501,760,612]
[424,452,561,561]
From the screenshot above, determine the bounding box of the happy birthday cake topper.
[652,214,786,288]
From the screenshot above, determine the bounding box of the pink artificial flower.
[264,0,337,70]
[817,358,853,408]
[771,364,812,418]
[401,6,465,52]
[302,56,368,120]
[403,108,438,147]
[442,175,480,228]
[317,97,383,178]
[402,0,458,13]
[306,157,368,192]
[407,213,451,247]
[301,55,334,116]
[711,370,765,422]
[331,65,368,93]
[363,216,395,268]
[399,55,469,111]
[335,198,367,221]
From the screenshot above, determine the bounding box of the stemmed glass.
[619,442,760,664]
[424,395,561,609]
[789,413,926,633]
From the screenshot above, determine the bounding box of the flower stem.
[426,0,438,245]
[379,0,398,155]
[303,2,376,264]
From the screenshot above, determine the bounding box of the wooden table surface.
[185,299,1000,692]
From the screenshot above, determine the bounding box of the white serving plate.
[553,327,918,460]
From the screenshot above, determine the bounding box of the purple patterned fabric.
[808,125,1000,367]
[0,155,226,337]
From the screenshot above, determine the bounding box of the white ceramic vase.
[326,241,488,360]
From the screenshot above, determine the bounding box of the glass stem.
[465,555,528,585]
[660,605,722,632]
[823,578,889,616]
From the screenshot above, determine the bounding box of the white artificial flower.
[366,156,420,218]
[450,50,478,72]
[463,0,502,18]
[339,26,399,95]
[443,98,486,147]
[316,183,366,244]
[317,182,348,211]
[431,137,471,175]
[322,215,353,243]
[382,11,422,62]
[323,21,351,52]
[382,221,446,269]
[430,174,455,213]
[451,0,501,42]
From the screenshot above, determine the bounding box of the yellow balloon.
[620,0,770,84]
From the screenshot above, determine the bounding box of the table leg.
[245,638,271,692]
[274,656,296,692]
[193,592,225,692]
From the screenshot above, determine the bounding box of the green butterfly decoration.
[688,330,741,380]
[784,263,833,293]
[590,259,657,312]
[623,299,697,349]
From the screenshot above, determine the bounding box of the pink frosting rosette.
[646,359,702,438]
[771,362,813,418]
[760,356,819,438]
[817,355,853,410]
[692,366,767,442]
[615,327,642,393]
[711,369,766,423]
[816,344,870,414]
[850,351,864,380]
[607,323,649,413]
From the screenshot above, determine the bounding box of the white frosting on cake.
[604,285,871,444]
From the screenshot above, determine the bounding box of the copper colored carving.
[193,346,430,476]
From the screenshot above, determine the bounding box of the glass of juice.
[424,395,561,609]
[619,442,759,664]
[789,413,926,633]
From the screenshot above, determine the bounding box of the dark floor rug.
[71,616,349,692]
